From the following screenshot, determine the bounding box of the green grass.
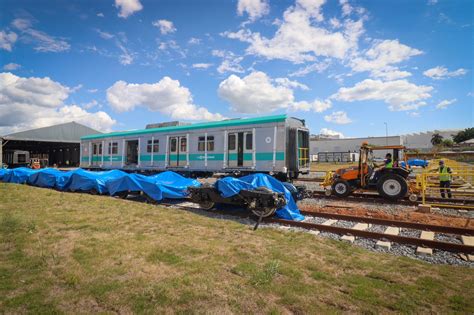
[0,183,473,313]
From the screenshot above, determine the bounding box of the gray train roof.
[2,122,101,143]
[82,114,305,141]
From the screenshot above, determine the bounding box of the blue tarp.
[216,173,305,221]
[2,167,40,184]
[0,168,9,181]
[28,168,65,188]
[401,159,428,168]
[106,171,201,201]
[63,169,128,194]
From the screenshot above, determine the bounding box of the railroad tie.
[341,223,370,243]
[375,227,400,250]
[311,219,338,236]
[460,236,474,262]
[416,231,435,256]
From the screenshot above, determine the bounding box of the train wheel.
[331,179,351,197]
[251,207,276,218]
[199,201,215,210]
[408,193,418,202]
[377,174,408,200]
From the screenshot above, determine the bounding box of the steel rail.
[265,218,474,254]
[299,210,474,236]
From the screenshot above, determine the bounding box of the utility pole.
[0,138,2,168]
[384,122,388,145]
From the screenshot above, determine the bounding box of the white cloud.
[0,30,17,51]
[320,128,344,138]
[237,0,270,21]
[332,79,433,111]
[324,110,352,124]
[212,50,245,74]
[11,18,70,52]
[0,72,115,133]
[188,37,201,45]
[225,0,365,63]
[428,0,438,5]
[115,0,143,18]
[436,98,456,109]
[152,19,176,35]
[274,77,309,90]
[423,66,468,80]
[83,99,99,109]
[340,0,352,16]
[87,88,98,93]
[350,39,422,79]
[97,12,105,17]
[192,63,213,69]
[96,29,114,40]
[106,77,224,121]
[3,63,21,71]
[289,59,331,77]
[218,71,330,114]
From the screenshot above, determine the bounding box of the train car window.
[228,134,236,150]
[93,144,97,155]
[180,138,187,152]
[246,133,253,150]
[170,138,177,152]
[111,142,118,154]
[207,136,214,151]
[198,136,206,151]
[147,139,159,153]
[98,144,102,155]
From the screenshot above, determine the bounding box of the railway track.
[156,199,474,259]
[266,211,474,257]
[300,190,474,208]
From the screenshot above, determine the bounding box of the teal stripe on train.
[139,152,284,162]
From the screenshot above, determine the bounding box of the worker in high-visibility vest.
[371,153,393,181]
[439,160,452,199]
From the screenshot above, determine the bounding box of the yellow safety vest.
[385,160,393,168]
[440,166,451,181]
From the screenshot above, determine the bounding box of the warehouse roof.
[82,114,289,140]
[2,122,101,143]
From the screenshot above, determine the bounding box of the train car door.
[168,136,187,167]
[125,140,138,165]
[228,132,252,167]
[91,143,101,166]
[243,131,253,167]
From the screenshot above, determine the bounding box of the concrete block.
[376,241,391,250]
[461,235,474,246]
[459,254,474,262]
[416,247,433,256]
[420,231,435,240]
[341,235,355,243]
[385,227,400,235]
[308,230,320,236]
[417,204,431,213]
[352,223,369,231]
[321,219,337,226]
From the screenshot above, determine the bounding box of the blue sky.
[0,0,472,138]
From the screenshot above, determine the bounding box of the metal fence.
[419,159,474,209]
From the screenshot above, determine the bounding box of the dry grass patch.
[0,183,473,313]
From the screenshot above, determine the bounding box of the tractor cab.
[328,142,412,200]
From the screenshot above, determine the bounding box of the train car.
[80,114,310,180]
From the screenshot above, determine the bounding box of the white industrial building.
[310,129,461,161]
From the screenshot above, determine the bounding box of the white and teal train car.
[80,115,310,179]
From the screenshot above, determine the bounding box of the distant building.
[1,122,100,168]
[401,129,460,150]
[310,136,402,159]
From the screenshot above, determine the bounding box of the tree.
[453,128,474,144]
[431,133,443,146]
[441,139,454,147]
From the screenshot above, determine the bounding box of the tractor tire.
[377,173,408,200]
[331,179,352,198]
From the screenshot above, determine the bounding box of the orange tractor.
[324,142,419,201]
